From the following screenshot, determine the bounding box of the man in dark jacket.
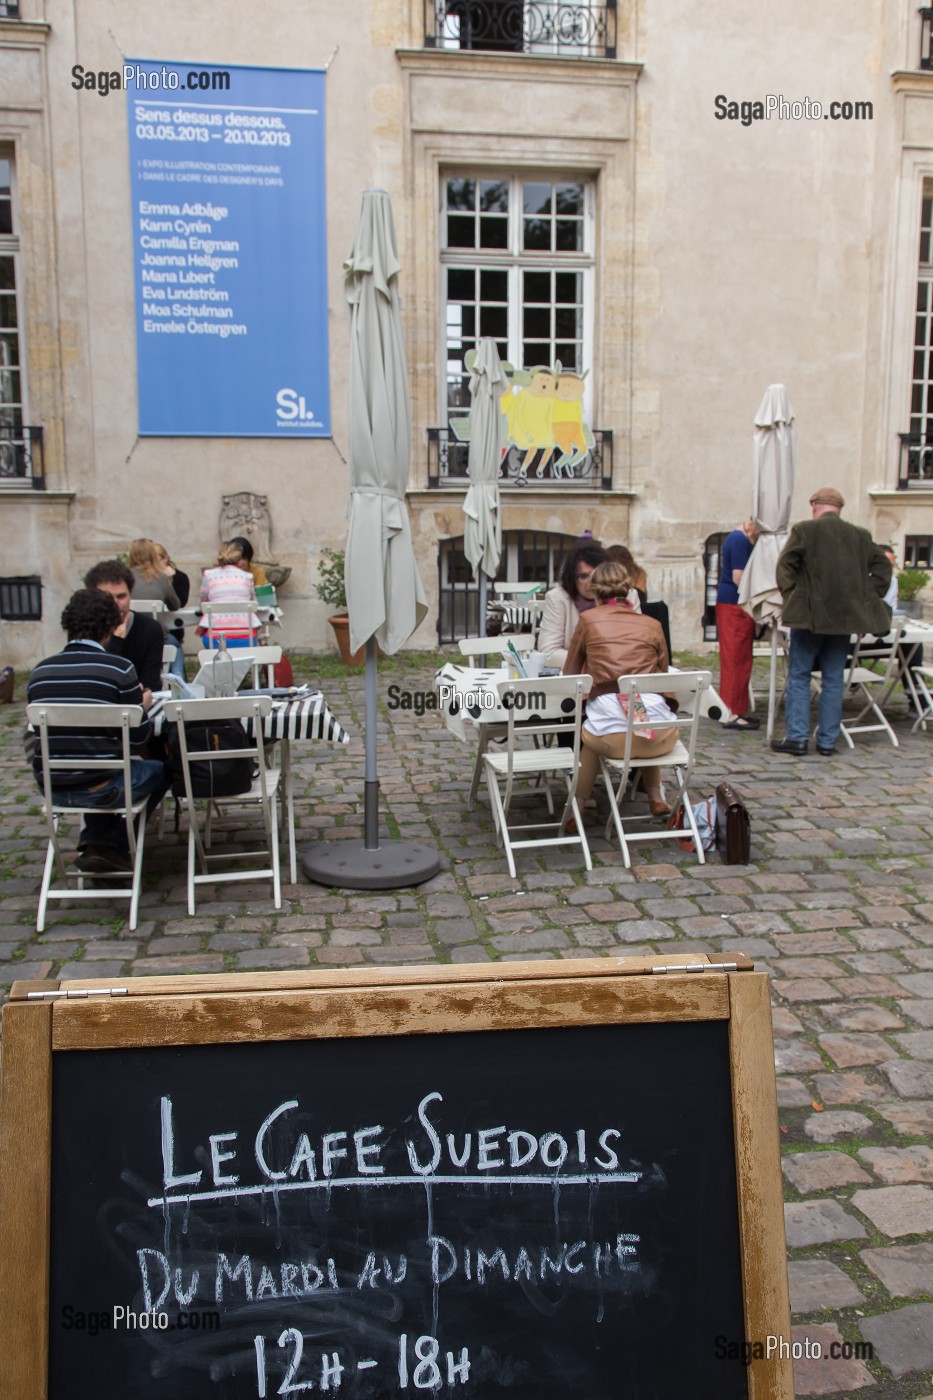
[84,559,164,692]
[771,487,892,756]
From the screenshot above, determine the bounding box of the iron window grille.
[0,575,41,621]
[0,424,44,488]
[702,532,728,642]
[425,0,617,57]
[437,528,579,643]
[898,432,933,488]
[427,424,612,488]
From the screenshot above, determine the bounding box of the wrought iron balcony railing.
[898,432,933,488]
[427,425,612,489]
[0,425,45,489]
[0,1,21,16]
[425,0,617,58]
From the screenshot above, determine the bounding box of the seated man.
[84,558,164,692]
[27,589,167,874]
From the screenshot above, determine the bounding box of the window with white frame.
[910,186,933,446]
[0,155,26,475]
[441,173,594,420]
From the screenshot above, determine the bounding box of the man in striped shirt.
[27,589,167,874]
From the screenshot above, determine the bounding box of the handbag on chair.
[715,781,751,864]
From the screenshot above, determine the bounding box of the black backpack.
[168,720,256,798]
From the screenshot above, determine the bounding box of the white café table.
[879,618,933,721]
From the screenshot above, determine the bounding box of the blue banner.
[127,61,329,436]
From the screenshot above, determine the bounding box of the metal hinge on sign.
[649,962,740,975]
[27,987,129,1000]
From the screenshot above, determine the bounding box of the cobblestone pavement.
[2,660,933,1396]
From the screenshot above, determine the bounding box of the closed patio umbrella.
[302,189,438,889]
[463,337,506,635]
[738,384,796,737]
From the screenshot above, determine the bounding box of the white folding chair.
[483,675,592,879]
[26,702,157,931]
[197,645,282,689]
[491,582,546,599]
[816,623,905,748]
[164,695,290,914]
[598,671,712,869]
[130,598,166,619]
[200,601,260,646]
[458,636,536,808]
[458,634,536,664]
[911,665,933,731]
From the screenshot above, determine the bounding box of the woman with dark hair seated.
[538,540,610,669]
[229,536,269,588]
[563,559,677,824]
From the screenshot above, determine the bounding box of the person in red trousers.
[716,519,760,730]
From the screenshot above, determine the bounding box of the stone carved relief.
[219,492,272,560]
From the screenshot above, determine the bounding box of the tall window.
[910,187,933,447]
[0,156,25,478]
[441,173,593,420]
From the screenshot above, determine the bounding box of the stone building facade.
[1,0,931,662]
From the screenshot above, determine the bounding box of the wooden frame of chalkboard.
[0,954,792,1400]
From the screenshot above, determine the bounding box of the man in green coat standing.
[771,487,892,756]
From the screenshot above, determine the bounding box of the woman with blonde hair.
[128,537,184,676]
[127,537,181,612]
[197,541,259,647]
[563,559,678,823]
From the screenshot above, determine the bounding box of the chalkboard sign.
[0,956,792,1400]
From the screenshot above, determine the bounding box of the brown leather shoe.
[76,844,133,874]
[649,799,672,818]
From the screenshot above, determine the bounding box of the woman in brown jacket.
[564,560,678,818]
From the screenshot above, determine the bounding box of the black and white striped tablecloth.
[150,694,351,746]
[265,694,351,745]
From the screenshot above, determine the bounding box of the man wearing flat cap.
[772,488,892,756]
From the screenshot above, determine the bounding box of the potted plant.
[315,547,364,665]
[897,567,930,619]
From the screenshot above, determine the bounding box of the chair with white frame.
[199,601,260,647]
[483,674,592,879]
[197,645,282,690]
[164,694,290,914]
[458,634,536,665]
[27,702,159,931]
[129,598,167,620]
[815,622,905,748]
[457,634,536,808]
[598,670,712,869]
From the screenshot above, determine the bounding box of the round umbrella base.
[301,839,440,890]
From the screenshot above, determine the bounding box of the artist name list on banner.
[127,62,330,437]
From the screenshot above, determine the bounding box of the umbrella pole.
[301,635,441,890]
[478,571,487,639]
[363,636,379,848]
[767,623,779,741]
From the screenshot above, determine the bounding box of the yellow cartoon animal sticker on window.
[450,354,594,483]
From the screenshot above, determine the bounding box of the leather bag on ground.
[715,780,751,864]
